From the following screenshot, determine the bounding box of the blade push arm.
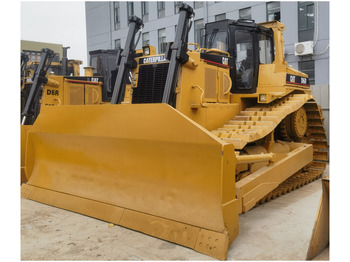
[162,4,194,105]
[21,48,55,125]
[110,16,143,104]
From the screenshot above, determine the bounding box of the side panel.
[175,53,240,131]
[41,76,64,106]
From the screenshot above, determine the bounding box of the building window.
[194,2,203,9]
[37,52,41,62]
[142,2,149,22]
[114,2,120,30]
[24,51,30,58]
[24,51,31,62]
[194,19,204,47]
[298,2,315,42]
[31,51,37,62]
[158,28,166,53]
[266,2,280,21]
[299,60,315,85]
[24,50,38,62]
[32,51,37,62]
[174,1,183,14]
[127,2,134,24]
[115,39,121,49]
[157,2,165,19]
[215,13,226,21]
[239,7,251,20]
[142,32,150,46]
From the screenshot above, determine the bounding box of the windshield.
[204,31,228,52]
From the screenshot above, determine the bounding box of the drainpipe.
[204,1,209,24]
[109,2,113,49]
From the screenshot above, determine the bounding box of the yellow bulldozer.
[21,46,85,125]
[20,46,124,182]
[21,4,328,260]
[20,47,105,183]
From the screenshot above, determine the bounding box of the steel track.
[257,99,328,205]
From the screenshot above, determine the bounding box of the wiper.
[208,29,219,49]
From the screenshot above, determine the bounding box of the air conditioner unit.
[294,41,314,56]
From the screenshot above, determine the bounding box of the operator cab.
[89,49,123,101]
[203,19,274,94]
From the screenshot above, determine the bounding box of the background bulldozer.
[20,46,124,183]
[21,4,328,260]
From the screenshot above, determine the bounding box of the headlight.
[259,94,267,102]
[143,45,150,56]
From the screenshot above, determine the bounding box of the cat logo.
[222,57,228,65]
[143,56,167,64]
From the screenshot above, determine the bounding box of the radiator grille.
[132,62,169,104]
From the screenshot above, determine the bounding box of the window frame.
[215,13,226,22]
[142,1,149,22]
[194,2,203,9]
[298,2,315,42]
[266,1,280,21]
[174,1,183,14]
[157,1,165,19]
[127,2,134,24]
[239,7,252,20]
[142,32,150,47]
[158,28,166,53]
[114,2,120,30]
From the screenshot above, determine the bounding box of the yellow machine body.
[21,20,328,260]
[40,75,103,106]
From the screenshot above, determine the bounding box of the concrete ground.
[21,170,329,261]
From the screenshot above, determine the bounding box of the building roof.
[21,40,63,59]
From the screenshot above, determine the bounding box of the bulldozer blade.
[306,177,329,260]
[21,124,32,184]
[21,104,239,260]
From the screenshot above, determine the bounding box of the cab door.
[230,28,259,94]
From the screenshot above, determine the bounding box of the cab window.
[205,31,228,52]
[235,30,254,89]
[90,55,103,75]
[258,34,273,64]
